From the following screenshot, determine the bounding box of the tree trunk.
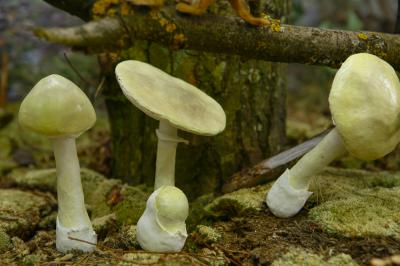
[99,0,289,198]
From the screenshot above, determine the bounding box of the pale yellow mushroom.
[267,53,400,218]
[19,74,97,252]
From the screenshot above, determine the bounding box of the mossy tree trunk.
[100,0,289,198]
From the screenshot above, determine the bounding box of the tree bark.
[44,0,289,198]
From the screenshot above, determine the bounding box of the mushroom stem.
[154,120,188,190]
[53,137,91,228]
[289,128,347,189]
[266,128,348,218]
[53,137,96,252]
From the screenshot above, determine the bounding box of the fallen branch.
[34,7,400,70]
[222,130,329,193]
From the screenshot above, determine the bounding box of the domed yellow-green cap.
[329,53,400,160]
[18,74,96,138]
[155,186,189,222]
[115,60,226,136]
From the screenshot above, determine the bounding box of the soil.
[211,207,400,265]
[3,204,399,265]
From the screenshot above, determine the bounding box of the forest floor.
[1,104,400,266]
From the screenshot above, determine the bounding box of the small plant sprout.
[18,74,97,252]
[136,186,189,252]
[115,60,226,251]
[267,53,400,218]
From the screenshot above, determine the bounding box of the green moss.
[5,168,121,219]
[80,169,121,218]
[0,230,11,254]
[7,168,57,191]
[271,248,358,266]
[307,167,400,205]
[0,189,54,237]
[186,193,215,230]
[112,185,150,225]
[205,183,271,217]
[309,187,400,240]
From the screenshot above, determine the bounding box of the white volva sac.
[54,138,97,252]
[267,53,400,218]
[18,74,97,252]
[136,186,189,252]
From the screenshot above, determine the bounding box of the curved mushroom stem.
[53,137,96,252]
[266,128,348,218]
[289,128,347,189]
[154,120,188,190]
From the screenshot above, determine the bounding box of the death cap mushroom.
[115,60,226,136]
[19,74,96,138]
[329,53,400,160]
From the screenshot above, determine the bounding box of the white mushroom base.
[56,218,97,253]
[266,169,313,218]
[136,189,188,252]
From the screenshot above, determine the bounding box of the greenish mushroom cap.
[18,74,96,138]
[329,53,400,160]
[115,60,226,136]
[155,186,188,232]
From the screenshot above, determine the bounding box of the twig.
[222,129,330,193]
[0,50,9,109]
[63,52,92,86]
[94,77,105,98]
[67,236,97,246]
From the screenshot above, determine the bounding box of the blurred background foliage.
[0,0,399,175]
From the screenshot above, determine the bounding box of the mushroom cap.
[115,60,226,136]
[18,74,96,138]
[155,186,189,223]
[329,53,400,160]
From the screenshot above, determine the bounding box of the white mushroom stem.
[53,137,96,252]
[288,128,347,189]
[154,120,188,189]
[266,128,348,218]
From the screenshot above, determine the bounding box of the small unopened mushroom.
[115,60,226,251]
[267,53,400,218]
[18,74,97,252]
[136,186,189,252]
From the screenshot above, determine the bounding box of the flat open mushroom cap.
[19,74,96,138]
[115,60,226,136]
[329,53,400,160]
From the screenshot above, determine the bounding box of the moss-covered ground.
[1,105,400,265]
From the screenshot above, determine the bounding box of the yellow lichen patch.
[165,23,177,32]
[92,0,119,18]
[158,17,168,27]
[120,2,133,16]
[357,33,368,40]
[172,33,187,49]
[92,0,134,19]
[270,18,281,32]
